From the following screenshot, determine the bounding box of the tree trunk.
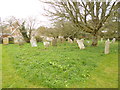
[91,33,98,46]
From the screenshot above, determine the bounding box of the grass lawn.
[0,44,2,89]
[2,41,118,88]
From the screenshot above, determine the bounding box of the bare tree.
[41,0,118,46]
[25,17,39,38]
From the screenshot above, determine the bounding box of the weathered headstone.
[3,37,9,45]
[61,38,65,43]
[57,38,61,43]
[104,39,110,54]
[87,40,90,43]
[112,38,116,43]
[43,41,50,47]
[30,37,37,47]
[58,36,64,39]
[46,37,54,42]
[51,38,57,46]
[76,39,85,49]
[68,38,73,43]
[74,38,77,43]
[58,36,65,43]
[101,38,103,42]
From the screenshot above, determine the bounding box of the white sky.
[0,0,52,27]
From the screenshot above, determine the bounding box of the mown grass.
[0,44,2,89]
[2,44,44,88]
[2,41,118,88]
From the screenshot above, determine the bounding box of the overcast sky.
[0,0,52,27]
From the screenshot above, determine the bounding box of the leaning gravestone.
[51,38,57,46]
[111,38,116,43]
[3,37,9,45]
[30,37,37,47]
[76,39,85,49]
[68,38,73,43]
[104,39,110,54]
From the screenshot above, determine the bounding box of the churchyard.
[0,0,119,88]
[0,45,2,89]
[2,40,118,88]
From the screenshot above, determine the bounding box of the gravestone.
[76,39,85,49]
[112,38,116,43]
[58,36,64,38]
[74,38,77,43]
[46,37,54,42]
[68,38,73,43]
[104,39,110,54]
[61,38,65,43]
[3,37,9,45]
[58,36,65,43]
[30,37,37,47]
[101,38,103,42]
[43,41,50,47]
[86,40,90,43]
[57,38,61,43]
[51,38,57,46]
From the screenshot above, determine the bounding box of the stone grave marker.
[68,38,73,43]
[61,38,65,43]
[104,39,111,54]
[30,37,37,47]
[58,36,65,43]
[51,38,57,46]
[101,38,103,42]
[112,38,116,43]
[76,39,85,49]
[87,40,90,43]
[74,38,77,43]
[43,41,50,47]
